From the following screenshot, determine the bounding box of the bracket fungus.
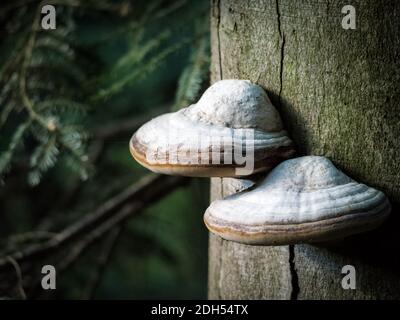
[130,80,295,177]
[204,156,391,245]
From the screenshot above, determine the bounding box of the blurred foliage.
[0,0,210,299]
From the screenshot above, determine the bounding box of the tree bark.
[208,0,400,299]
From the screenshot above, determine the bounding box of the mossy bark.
[209,0,400,299]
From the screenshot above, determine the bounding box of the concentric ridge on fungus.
[130,80,295,177]
[204,156,391,245]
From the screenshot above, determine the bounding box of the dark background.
[0,0,210,299]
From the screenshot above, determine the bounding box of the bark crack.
[218,178,224,299]
[276,0,282,38]
[218,238,224,299]
[216,0,223,80]
[289,245,299,300]
[276,0,297,300]
[276,0,285,107]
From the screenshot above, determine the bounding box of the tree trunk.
[208,0,400,299]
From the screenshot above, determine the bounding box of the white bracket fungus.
[204,156,391,245]
[130,80,295,177]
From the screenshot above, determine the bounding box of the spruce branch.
[0,174,189,270]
